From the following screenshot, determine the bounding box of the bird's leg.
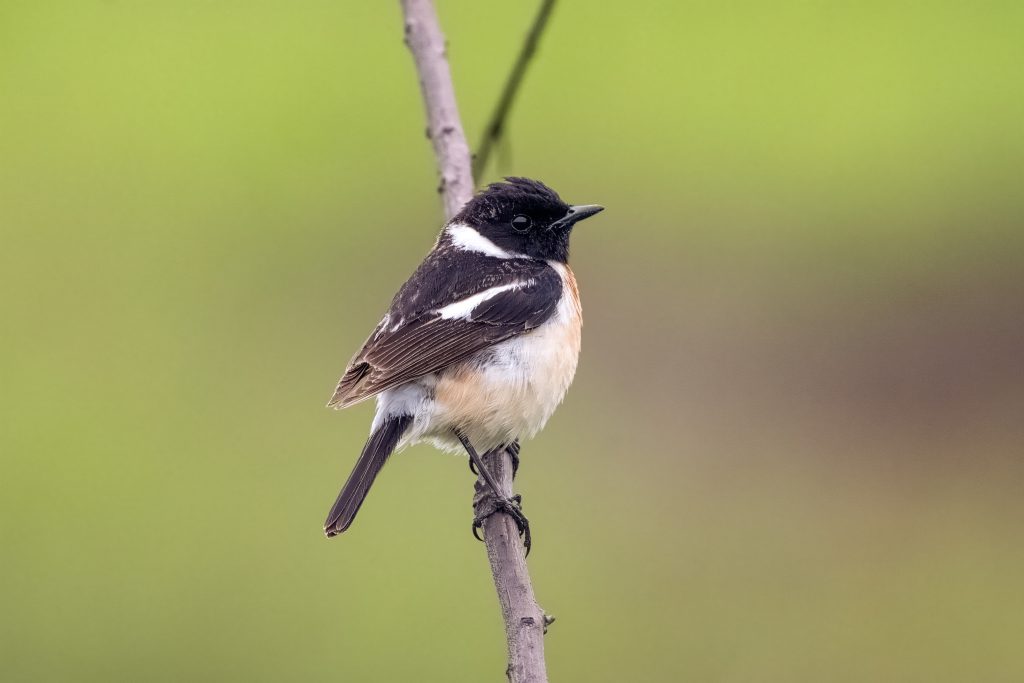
[455,430,531,554]
[468,440,519,478]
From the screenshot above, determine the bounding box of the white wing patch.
[435,281,532,321]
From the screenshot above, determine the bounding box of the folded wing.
[329,256,561,409]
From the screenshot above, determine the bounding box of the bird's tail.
[324,414,413,537]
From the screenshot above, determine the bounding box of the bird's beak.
[552,204,604,230]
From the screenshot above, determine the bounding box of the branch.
[400,0,474,217]
[473,0,558,182]
[398,2,550,681]
[473,448,551,683]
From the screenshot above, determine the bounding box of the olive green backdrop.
[2,2,1022,681]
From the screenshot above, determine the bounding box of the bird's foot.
[506,441,520,478]
[473,493,531,555]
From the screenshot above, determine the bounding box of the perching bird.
[324,177,603,550]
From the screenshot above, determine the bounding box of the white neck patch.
[446,223,524,259]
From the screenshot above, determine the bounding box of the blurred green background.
[2,1,1023,681]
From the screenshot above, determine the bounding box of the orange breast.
[563,266,582,317]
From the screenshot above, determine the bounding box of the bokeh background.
[2,2,1023,681]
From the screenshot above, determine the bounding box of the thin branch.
[401,0,474,217]
[473,449,550,683]
[398,2,550,681]
[473,0,558,183]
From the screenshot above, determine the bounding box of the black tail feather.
[324,415,412,537]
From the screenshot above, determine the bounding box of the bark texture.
[400,0,474,217]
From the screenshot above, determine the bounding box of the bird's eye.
[511,215,532,232]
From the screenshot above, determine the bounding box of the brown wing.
[328,269,562,409]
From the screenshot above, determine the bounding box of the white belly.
[374,263,582,454]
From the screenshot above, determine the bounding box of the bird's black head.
[451,177,603,262]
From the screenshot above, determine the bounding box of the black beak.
[552,204,604,230]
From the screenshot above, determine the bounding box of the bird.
[323,177,603,551]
